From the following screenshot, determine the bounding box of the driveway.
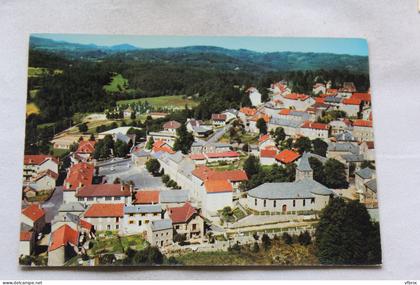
[41,186,63,223]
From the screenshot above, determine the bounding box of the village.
[20,79,378,266]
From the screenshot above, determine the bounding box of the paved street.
[206,121,233,144]
[41,186,63,223]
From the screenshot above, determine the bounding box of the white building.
[122,204,164,235]
[246,87,262,106]
[299,121,329,140]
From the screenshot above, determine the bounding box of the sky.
[32,33,368,56]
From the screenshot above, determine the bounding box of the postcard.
[20,34,381,267]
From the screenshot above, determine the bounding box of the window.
[303,199,306,207]
[107,225,111,230]
[263,200,266,207]
[129,220,134,224]
[255,199,257,206]
[114,197,121,201]
[293,200,296,207]
[116,225,119,230]
[116,217,119,223]
[156,234,158,237]
[138,221,142,226]
[273,200,276,208]
[176,225,180,230]
[153,213,158,216]
[145,220,149,224]
[311,198,315,204]
[141,213,146,217]
[129,214,134,217]
[78,197,83,201]
[192,224,197,230]
[87,197,93,201]
[105,197,112,201]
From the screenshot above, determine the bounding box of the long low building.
[247,179,334,213]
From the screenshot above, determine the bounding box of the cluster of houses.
[20,79,378,266]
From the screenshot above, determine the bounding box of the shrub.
[282,232,293,245]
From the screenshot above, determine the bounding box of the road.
[206,121,233,144]
[41,186,63,223]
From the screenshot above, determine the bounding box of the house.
[83,203,124,232]
[327,142,360,160]
[263,101,283,116]
[238,107,257,126]
[122,204,164,235]
[282,93,315,111]
[355,167,377,207]
[246,87,262,106]
[148,112,168,119]
[98,126,142,141]
[202,179,233,216]
[360,141,375,161]
[20,223,36,256]
[299,121,329,140]
[277,109,311,122]
[167,203,204,241]
[152,140,175,154]
[258,134,276,150]
[26,170,58,193]
[247,178,334,213]
[63,163,95,204]
[211,114,227,127]
[260,148,277,165]
[159,190,189,207]
[268,117,302,137]
[340,97,361,117]
[21,204,46,236]
[329,119,352,137]
[221,109,238,122]
[205,151,240,163]
[75,184,132,205]
[51,135,82,150]
[352,120,374,142]
[334,130,357,142]
[312,83,326,95]
[186,118,203,132]
[23,155,58,183]
[47,224,79,266]
[146,219,173,248]
[337,82,357,98]
[352,92,372,107]
[270,81,291,96]
[163,120,182,133]
[74,140,96,162]
[123,106,134,118]
[146,131,177,146]
[275,149,300,165]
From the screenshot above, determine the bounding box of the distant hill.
[29,36,369,73]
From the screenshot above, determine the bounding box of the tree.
[89,133,95,141]
[294,136,312,154]
[161,174,170,184]
[315,198,381,265]
[251,242,260,253]
[145,159,160,176]
[130,111,136,120]
[282,232,293,245]
[308,157,325,185]
[323,158,349,189]
[173,124,194,154]
[312,138,328,157]
[273,127,286,146]
[78,123,88,133]
[114,140,130,157]
[261,234,271,251]
[243,155,260,178]
[145,137,154,150]
[256,118,267,135]
[361,160,375,170]
[298,231,311,245]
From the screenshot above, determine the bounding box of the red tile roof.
[352,92,371,102]
[20,231,33,241]
[190,153,206,160]
[239,107,257,116]
[343,97,362,105]
[205,151,240,158]
[79,219,93,231]
[211,114,227,121]
[275,149,300,164]
[84,203,124,218]
[260,148,277,158]
[48,224,79,252]
[204,179,233,193]
[192,165,216,181]
[353,119,373,128]
[284,93,310,101]
[326,88,338,95]
[24,155,58,165]
[250,113,270,123]
[76,140,96,154]
[22,204,45,222]
[192,166,247,182]
[301,121,329,130]
[63,163,94,191]
[134,190,160,204]
[163,120,181,130]
[168,202,198,224]
[278,109,292,115]
[153,140,175,154]
[76,184,131,197]
[315,97,325,104]
[258,134,270,143]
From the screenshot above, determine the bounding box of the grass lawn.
[103,73,134,93]
[116,95,199,109]
[88,234,148,257]
[219,132,259,145]
[26,103,40,116]
[174,240,319,266]
[51,148,70,158]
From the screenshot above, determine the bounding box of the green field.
[104,73,134,93]
[117,95,199,109]
[28,67,62,78]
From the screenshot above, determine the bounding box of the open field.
[117,95,199,109]
[26,102,40,116]
[103,73,134,93]
[28,67,62,78]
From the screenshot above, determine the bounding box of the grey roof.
[324,97,342,103]
[20,222,32,232]
[335,131,356,142]
[328,142,359,154]
[193,126,212,134]
[341,154,365,162]
[248,178,334,199]
[269,117,302,128]
[160,190,189,203]
[365,178,377,192]
[192,140,206,147]
[124,204,162,214]
[150,219,172,231]
[132,149,151,158]
[222,108,238,115]
[52,212,80,225]
[58,202,86,213]
[355,167,374,179]
[290,111,310,120]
